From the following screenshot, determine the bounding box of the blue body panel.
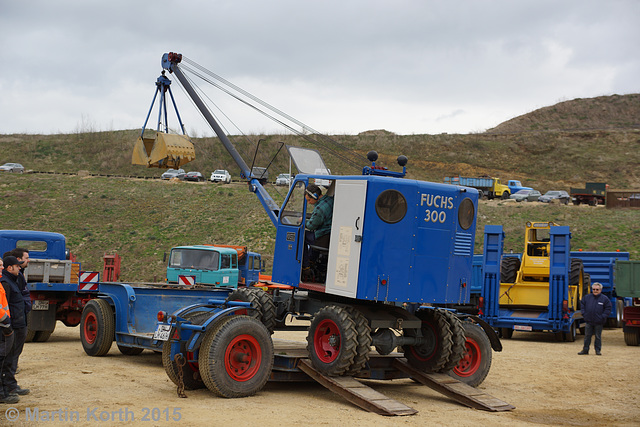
[0,229,67,260]
[97,282,232,349]
[271,174,478,304]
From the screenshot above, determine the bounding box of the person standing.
[9,248,31,377]
[0,258,19,404]
[0,256,30,398]
[578,282,612,356]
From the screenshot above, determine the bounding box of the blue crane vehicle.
[86,52,505,405]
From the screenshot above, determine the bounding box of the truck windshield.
[169,249,219,271]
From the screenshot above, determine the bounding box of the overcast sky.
[1,0,638,137]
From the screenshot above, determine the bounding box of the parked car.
[185,171,205,182]
[210,169,231,183]
[538,190,570,204]
[275,173,292,186]
[510,189,541,202]
[0,163,24,173]
[161,168,186,180]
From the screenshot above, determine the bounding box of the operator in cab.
[302,184,334,279]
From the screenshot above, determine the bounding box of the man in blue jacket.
[578,282,612,355]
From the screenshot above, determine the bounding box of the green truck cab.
[166,245,263,288]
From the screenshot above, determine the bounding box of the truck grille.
[454,232,473,256]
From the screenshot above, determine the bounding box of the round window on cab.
[375,190,407,224]
[458,198,474,230]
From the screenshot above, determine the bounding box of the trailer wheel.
[162,311,211,390]
[33,329,55,342]
[403,308,453,373]
[344,307,372,375]
[500,328,514,339]
[448,322,492,387]
[563,321,577,342]
[25,329,36,343]
[118,344,144,355]
[438,310,467,372]
[624,330,640,346]
[199,315,273,398]
[307,305,358,376]
[500,257,521,283]
[615,300,624,328]
[80,299,115,357]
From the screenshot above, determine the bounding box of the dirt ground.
[3,324,639,426]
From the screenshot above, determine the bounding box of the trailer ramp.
[392,359,515,412]
[297,359,417,416]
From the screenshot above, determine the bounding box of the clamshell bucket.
[132,132,195,168]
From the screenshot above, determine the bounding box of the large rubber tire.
[199,315,274,398]
[448,322,492,387]
[615,300,624,328]
[500,327,514,339]
[344,307,372,375]
[80,299,115,356]
[227,288,276,333]
[33,329,55,342]
[500,257,521,283]
[162,311,211,390]
[438,310,467,372]
[403,308,453,373]
[118,344,144,355]
[501,191,510,200]
[25,328,36,343]
[624,330,640,346]
[563,321,577,342]
[307,305,358,376]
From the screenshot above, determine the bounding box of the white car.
[0,163,24,173]
[210,169,231,183]
[275,173,292,186]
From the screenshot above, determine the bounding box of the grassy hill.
[1,94,639,280]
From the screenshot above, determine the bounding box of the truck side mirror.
[261,260,266,272]
[163,252,167,263]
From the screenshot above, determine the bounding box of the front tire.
[199,315,273,398]
[307,305,358,376]
[80,299,115,356]
[501,257,521,283]
[624,330,640,346]
[448,322,492,387]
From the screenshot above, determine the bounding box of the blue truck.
[506,180,533,194]
[0,229,98,342]
[88,52,502,400]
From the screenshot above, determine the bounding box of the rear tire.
[615,300,624,328]
[448,322,492,387]
[199,315,273,398]
[33,329,54,342]
[624,330,640,346]
[80,299,115,356]
[500,327,514,339]
[403,308,453,373]
[438,310,467,372]
[118,344,144,355]
[563,321,577,342]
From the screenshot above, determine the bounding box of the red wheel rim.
[186,351,199,371]
[313,318,341,363]
[453,338,481,377]
[224,334,262,381]
[83,312,98,344]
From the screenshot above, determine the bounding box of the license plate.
[514,325,533,331]
[153,324,172,341]
[32,300,49,310]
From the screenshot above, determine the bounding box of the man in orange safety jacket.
[0,258,18,405]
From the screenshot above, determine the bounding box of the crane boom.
[162,52,279,226]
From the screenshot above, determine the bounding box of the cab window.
[280,181,306,226]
